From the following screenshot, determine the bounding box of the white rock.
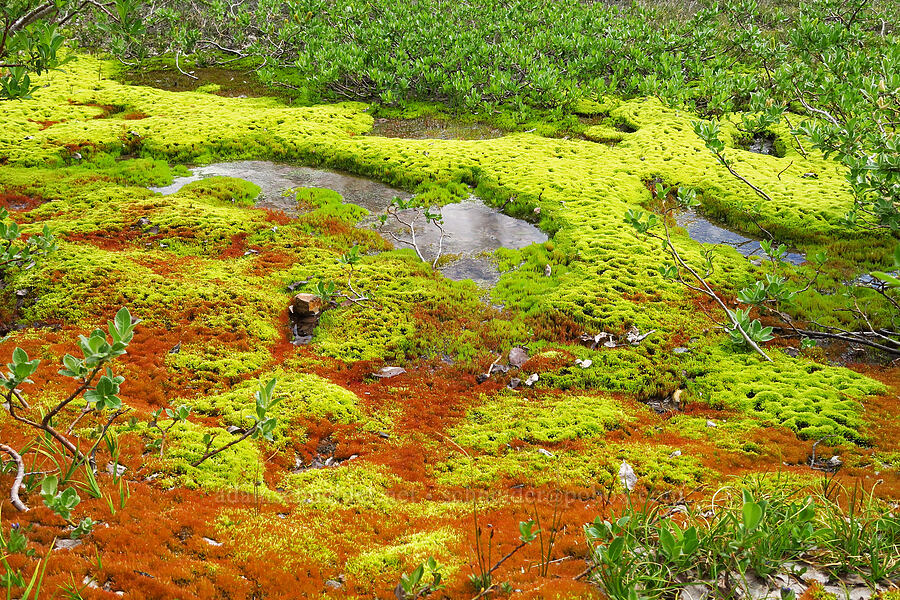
[536,448,554,458]
[706,420,717,428]
[373,366,406,378]
[202,537,223,547]
[578,359,593,369]
[524,373,539,387]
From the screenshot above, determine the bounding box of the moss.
[685,348,884,442]
[279,463,402,513]
[451,391,630,452]
[666,415,764,454]
[176,176,261,207]
[433,440,710,490]
[343,528,461,580]
[186,371,361,444]
[147,420,280,499]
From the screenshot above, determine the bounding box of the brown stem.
[190,426,256,468]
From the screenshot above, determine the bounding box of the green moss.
[433,441,709,490]
[177,176,261,206]
[279,463,401,512]
[147,420,279,499]
[186,371,361,444]
[451,391,630,452]
[685,348,884,442]
[343,528,461,580]
[666,415,764,454]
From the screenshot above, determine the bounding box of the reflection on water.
[675,210,805,265]
[149,161,410,215]
[367,116,505,140]
[373,199,548,265]
[149,161,547,284]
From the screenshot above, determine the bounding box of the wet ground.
[121,67,277,98]
[675,209,805,265]
[367,116,506,140]
[149,161,547,283]
[746,133,777,156]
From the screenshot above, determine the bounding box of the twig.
[0,443,28,511]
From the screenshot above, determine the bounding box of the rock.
[575,358,593,369]
[289,293,324,344]
[508,377,521,389]
[202,537,223,547]
[544,264,552,277]
[169,341,181,354]
[849,587,874,600]
[799,565,829,586]
[226,426,244,435]
[673,347,691,354]
[373,366,406,379]
[680,584,711,600]
[618,461,637,491]
[823,586,849,600]
[669,450,682,458]
[508,346,529,368]
[603,339,617,348]
[377,431,391,439]
[83,576,100,589]
[827,455,843,469]
[625,326,655,345]
[489,363,509,375]
[706,419,717,428]
[536,448,554,458]
[290,293,323,315]
[325,579,343,590]
[106,462,127,477]
[524,373,539,387]
[475,373,489,384]
[56,538,83,550]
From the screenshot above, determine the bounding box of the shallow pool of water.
[367,116,505,140]
[675,209,805,265]
[149,161,410,215]
[149,161,546,284]
[373,199,548,267]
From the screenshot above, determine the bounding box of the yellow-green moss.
[451,391,630,452]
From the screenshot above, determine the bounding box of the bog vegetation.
[0,0,899,598]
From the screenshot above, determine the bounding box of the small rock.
[669,450,682,458]
[377,431,391,439]
[83,576,100,589]
[797,564,829,585]
[508,377,521,389]
[489,363,509,375]
[202,537,223,547]
[673,347,691,354]
[849,587,873,600]
[373,366,406,379]
[226,426,244,435]
[536,448,554,458]
[533,206,541,215]
[508,346,529,368]
[325,579,343,590]
[169,341,181,354]
[544,264,552,277]
[680,584,710,600]
[603,339,617,348]
[706,420,717,428]
[827,455,843,469]
[56,538,83,550]
[524,373,539,387]
[577,358,593,369]
[475,373,489,384]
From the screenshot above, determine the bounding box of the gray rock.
[373,366,406,378]
[524,373,539,387]
[680,584,711,600]
[674,347,691,354]
[706,419,717,428]
[55,538,83,550]
[325,579,343,590]
[508,346,529,368]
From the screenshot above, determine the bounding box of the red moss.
[26,118,63,130]
[0,191,44,212]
